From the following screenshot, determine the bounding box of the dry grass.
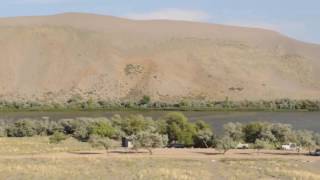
[0,137,319,180]
[0,137,95,155]
[218,158,320,180]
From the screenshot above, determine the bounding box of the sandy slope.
[0,13,320,102]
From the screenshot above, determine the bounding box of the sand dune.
[0,13,319,102]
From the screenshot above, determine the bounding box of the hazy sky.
[1,0,319,44]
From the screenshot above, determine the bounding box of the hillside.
[0,13,320,103]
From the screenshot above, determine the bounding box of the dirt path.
[0,148,319,161]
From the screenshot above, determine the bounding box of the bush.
[243,122,264,143]
[58,118,93,140]
[313,133,320,146]
[193,120,214,148]
[223,122,244,142]
[88,135,113,153]
[49,131,67,144]
[0,126,7,137]
[295,130,316,153]
[164,112,196,146]
[217,136,237,154]
[132,131,168,155]
[120,115,154,136]
[6,120,37,137]
[89,121,115,138]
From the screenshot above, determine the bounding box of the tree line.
[0,112,319,154]
[0,96,319,111]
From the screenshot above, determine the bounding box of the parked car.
[236,143,249,149]
[168,143,185,148]
[281,143,298,151]
[310,149,320,156]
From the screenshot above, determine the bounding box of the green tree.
[193,120,214,148]
[164,112,196,146]
[243,122,264,143]
[217,136,237,154]
[89,121,115,138]
[295,130,316,153]
[121,115,153,135]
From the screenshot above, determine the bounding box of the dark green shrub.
[243,122,264,143]
[164,112,196,146]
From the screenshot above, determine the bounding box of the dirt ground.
[0,137,319,180]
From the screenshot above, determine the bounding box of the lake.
[0,111,319,134]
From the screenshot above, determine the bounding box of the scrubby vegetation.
[0,112,319,154]
[0,97,320,111]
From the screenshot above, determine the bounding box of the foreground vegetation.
[1,96,320,112]
[0,112,319,154]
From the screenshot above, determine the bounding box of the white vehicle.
[281,143,298,151]
[236,143,249,149]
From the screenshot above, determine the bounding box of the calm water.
[0,111,319,134]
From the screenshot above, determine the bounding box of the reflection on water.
[0,111,319,134]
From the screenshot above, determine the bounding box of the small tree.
[193,120,214,148]
[132,131,167,155]
[217,136,237,154]
[49,131,68,144]
[88,135,113,154]
[296,130,316,153]
[223,122,244,142]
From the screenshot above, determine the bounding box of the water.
[0,111,319,134]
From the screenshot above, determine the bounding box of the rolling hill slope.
[0,13,319,102]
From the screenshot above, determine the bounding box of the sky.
[1,0,319,44]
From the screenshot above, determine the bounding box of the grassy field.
[0,137,319,180]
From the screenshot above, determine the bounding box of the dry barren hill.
[0,13,320,103]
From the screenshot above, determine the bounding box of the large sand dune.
[0,13,320,102]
